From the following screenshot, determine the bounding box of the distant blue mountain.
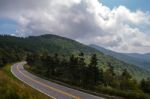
[89,44,150,71]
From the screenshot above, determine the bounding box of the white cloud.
[0,0,150,53]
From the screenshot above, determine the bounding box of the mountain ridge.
[89,44,150,71]
[0,34,150,80]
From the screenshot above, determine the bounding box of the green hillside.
[90,44,150,71]
[0,34,150,80]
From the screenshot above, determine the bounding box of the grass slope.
[0,64,51,99]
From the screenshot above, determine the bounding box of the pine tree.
[53,53,60,76]
[0,54,4,67]
[122,69,131,80]
[140,78,150,93]
[88,54,100,85]
[41,55,53,77]
[120,69,138,90]
[78,52,86,85]
[67,54,79,83]
[103,65,115,87]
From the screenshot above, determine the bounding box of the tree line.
[26,52,150,94]
[0,45,26,67]
[0,35,150,98]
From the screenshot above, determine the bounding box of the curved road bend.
[11,62,104,99]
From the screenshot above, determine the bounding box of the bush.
[95,85,150,99]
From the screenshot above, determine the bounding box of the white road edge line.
[11,64,56,99]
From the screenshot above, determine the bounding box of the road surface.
[11,62,104,99]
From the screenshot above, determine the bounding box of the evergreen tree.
[0,54,4,67]
[26,54,34,66]
[140,78,150,93]
[67,54,79,83]
[53,53,60,76]
[88,54,100,85]
[122,69,131,80]
[41,54,53,77]
[58,55,67,77]
[78,52,86,85]
[103,66,115,87]
[120,69,138,90]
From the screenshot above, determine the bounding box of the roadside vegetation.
[26,52,150,99]
[0,64,51,99]
[0,34,150,99]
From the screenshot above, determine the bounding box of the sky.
[0,0,150,53]
[101,0,150,12]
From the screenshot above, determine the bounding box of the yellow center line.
[16,64,80,99]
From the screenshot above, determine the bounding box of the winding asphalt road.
[11,62,104,99]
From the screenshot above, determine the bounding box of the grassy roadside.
[0,64,51,99]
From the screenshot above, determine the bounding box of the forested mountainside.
[90,44,150,71]
[0,34,150,80]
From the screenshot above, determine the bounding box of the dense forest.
[26,52,150,99]
[0,34,150,80]
[0,34,150,99]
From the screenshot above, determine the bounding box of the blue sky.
[101,0,150,12]
[0,18,17,34]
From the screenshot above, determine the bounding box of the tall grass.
[0,64,51,99]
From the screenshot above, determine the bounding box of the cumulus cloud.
[0,0,150,53]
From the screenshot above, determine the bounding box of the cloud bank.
[0,0,150,53]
